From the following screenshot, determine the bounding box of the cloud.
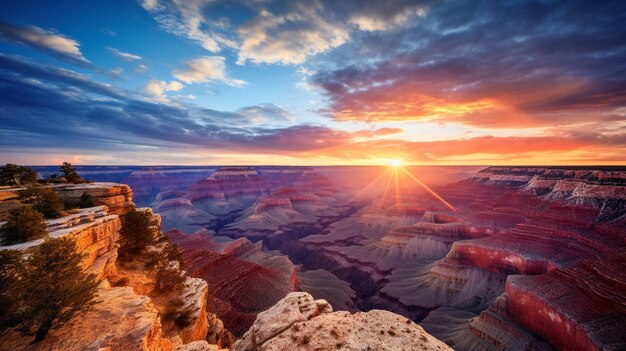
[141,0,237,52]
[108,47,142,61]
[144,79,184,100]
[140,0,159,11]
[313,1,626,130]
[236,103,296,125]
[0,21,90,65]
[173,56,246,86]
[140,0,433,65]
[135,64,149,73]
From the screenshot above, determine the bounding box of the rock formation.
[166,229,296,337]
[0,183,225,351]
[232,292,453,351]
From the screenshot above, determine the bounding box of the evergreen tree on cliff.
[0,164,37,186]
[0,207,47,245]
[119,209,155,258]
[13,237,98,342]
[0,250,24,333]
[60,162,83,184]
[19,187,65,218]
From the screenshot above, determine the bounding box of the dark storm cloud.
[312,0,626,127]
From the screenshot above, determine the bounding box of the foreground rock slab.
[233,292,452,351]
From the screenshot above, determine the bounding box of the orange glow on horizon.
[350,163,457,212]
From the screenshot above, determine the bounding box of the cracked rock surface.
[232,292,452,351]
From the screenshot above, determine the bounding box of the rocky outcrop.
[0,183,227,351]
[53,182,135,215]
[232,292,453,351]
[177,278,211,344]
[167,229,295,337]
[2,281,170,351]
[1,205,121,280]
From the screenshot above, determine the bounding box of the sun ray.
[349,167,392,202]
[380,169,394,207]
[399,167,456,211]
[393,167,401,206]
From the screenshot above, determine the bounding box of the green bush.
[1,237,98,342]
[0,207,47,245]
[154,262,186,292]
[162,297,193,329]
[119,209,155,259]
[60,162,83,184]
[0,164,37,186]
[19,186,64,218]
[0,250,24,333]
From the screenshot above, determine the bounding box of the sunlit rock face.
[232,292,453,351]
[0,205,122,281]
[166,229,297,336]
[0,183,225,351]
[54,182,135,216]
[2,281,170,351]
[415,167,626,351]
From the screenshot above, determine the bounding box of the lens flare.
[389,159,403,167]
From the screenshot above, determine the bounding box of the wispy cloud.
[0,21,90,65]
[173,56,246,86]
[140,0,433,65]
[107,47,142,61]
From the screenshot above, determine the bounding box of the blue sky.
[0,0,625,165]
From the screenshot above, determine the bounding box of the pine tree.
[0,164,37,186]
[19,186,64,218]
[119,209,156,258]
[16,237,98,342]
[0,207,47,245]
[60,162,83,184]
[0,250,24,333]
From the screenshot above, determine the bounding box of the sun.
[388,159,403,167]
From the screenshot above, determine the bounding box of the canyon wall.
[0,183,225,351]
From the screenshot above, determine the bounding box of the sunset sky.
[0,0,625,165]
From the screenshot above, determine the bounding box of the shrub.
[119,209,155,258]
[162,238,184,268]
[8,237,98,342]
[19,186,64,218]
[0,164,37,186]
[79,192,95,208]
[0,250,24,333]
[60,162,84,184]
[174,307,194,329]
[161,298,192,329]
[0,207,47,245]
[154,262,186,292]
[144,250,164,270]
[162,297,185,322]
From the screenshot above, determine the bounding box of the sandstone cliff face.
[167,229,295,337]
[233,292,453,351]
[1,205,121,280]
[0,183,224,351]
[54,182,135,215]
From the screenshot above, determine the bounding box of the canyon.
[144,165,625,350]
[1,165,624,351]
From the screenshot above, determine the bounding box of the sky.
[0,0,625,166]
